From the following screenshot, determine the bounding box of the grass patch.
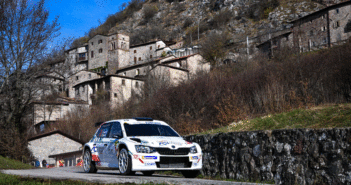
[0,156,34,170]
[0,173,169,185]
[198,103,351,135]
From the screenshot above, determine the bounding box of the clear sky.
[32,0,128,47]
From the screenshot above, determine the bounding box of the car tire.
[118,148,133,175]
[181,170,200,178]
[83,149,97,173]
[142,171,155,176]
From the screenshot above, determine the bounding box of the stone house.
[129,40,167,66]
[88,33,130,74]
[28,130,84,167]
[256,1,351,56]
[292,1,351,52]
[67,70,102,100]
[31,97,89,133]
[35,71,65,96]
[73,75,144,107]
[256,31,293,58]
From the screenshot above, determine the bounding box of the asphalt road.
[1,167,269,185]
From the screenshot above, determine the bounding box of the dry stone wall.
[184,128,351,185]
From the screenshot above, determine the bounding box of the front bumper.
[131,153,202,171]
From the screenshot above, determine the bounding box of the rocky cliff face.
[109,0,326,47]
[185,128,351,185]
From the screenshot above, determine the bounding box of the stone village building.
[32,32,210,133]
[28,130,84,167]
[257,1,351,57]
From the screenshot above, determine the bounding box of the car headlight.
[135,145,156,153]
[190,146,197,154]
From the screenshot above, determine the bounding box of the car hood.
[128,136,194,148]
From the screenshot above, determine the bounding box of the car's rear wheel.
[142,171,155,176]
[118,148,134,175]
[83,149,97,173]
[181,170,200,178]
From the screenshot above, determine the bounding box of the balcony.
[78,53,88,62]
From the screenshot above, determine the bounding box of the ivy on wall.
[90,61,109,74]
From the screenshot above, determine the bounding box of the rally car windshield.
[124,124,180,137]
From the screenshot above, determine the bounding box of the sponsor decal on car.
[139,158,144,164]
[158,140,183,146]
[97,162,102,166]
[133,154,139,159]
[142,156,157,160]
[145,121,161,125]
[141,140,149,144]
[186,141,192,145]
[145,162,156,166]
[190,156,199,160]
[91,146,97,153]
[92,154,100,162]
[193,162,198,166]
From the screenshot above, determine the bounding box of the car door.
[104,122,123,168]
[95,123,112,165]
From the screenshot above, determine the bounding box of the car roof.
[104,119,169,126]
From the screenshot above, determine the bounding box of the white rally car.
[83,117,202,178]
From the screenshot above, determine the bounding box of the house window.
[98,40,103,44]
[76,76,79,81]
[139,57,141,61]
[336,21,340,28]
[114,93,117,97]
[158,45,160,49]
[89,74,91,79]
[336,8,339,14]
[122,79,125,86]
[134,50,136,53]
[150,55,152,59]
[91,42,93,45]
[322,14,325,19]
[135,82,139,88]
[91,51,94,58]
[99,48,103,53]
[150,46,152,50]
[123,72,126,76]
[134,57,137,63]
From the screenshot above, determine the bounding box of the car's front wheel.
[118,148,134,175]
[83,149,97,173]
[181,170,200,178]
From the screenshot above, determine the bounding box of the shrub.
[210,9,233,28]
[143,5,159,21]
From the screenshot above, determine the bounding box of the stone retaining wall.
[184,128,351,185]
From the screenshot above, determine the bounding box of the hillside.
[71,0,328,48]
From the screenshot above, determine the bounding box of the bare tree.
[200,32,230,66]
[0,0,59,158]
